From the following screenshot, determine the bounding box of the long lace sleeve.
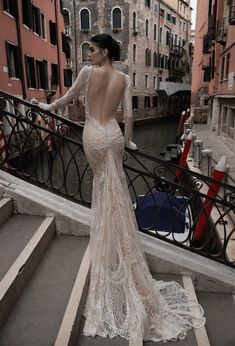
[122,75,137,150]
[36,65,91,111]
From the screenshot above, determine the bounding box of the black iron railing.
[0,91,235,267]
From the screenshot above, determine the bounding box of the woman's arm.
[122,75,137,150]
[32,65,91,111]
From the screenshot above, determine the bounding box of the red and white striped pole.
[0,124,8,169]
[177,110,187,139]
[176,131,193,177]
[193,156,227,241]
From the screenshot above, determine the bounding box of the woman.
[33,34,205,342]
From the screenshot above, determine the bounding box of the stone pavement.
[193,123,235,184]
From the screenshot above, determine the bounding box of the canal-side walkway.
[192,123,235,183]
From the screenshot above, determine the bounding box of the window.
[145,19,149,37]
[225,53,230,79]
[145,75,149,88]
[132,96,138,109]
[3,0,17,17]
[5,41,21,78]
[80,8,90,30]
[62,8,70,26]
[154,24,157,41]
[32,5,41,36]
[145,49,151,66]
[167,13,171,22]
[172,16,176,24]
[153,52,157,67]
[160,8,165,17]
[51,63,58,90]
[22,0,32,28]
[144,96,150,108]
[81,42,90,62]
[220,56,225,80]
[153,76,156,89]
[49,20,57,45]
[166,31,170,45]
[133,72,136,87]
[145,0,150,8]
[153,96,158,107]
[62,34,71,59]
[36,60,48,89]
[132,11,137,31]
[41,13,46,39]
[25,55,36,88]
[133,44,136,63]
[112,7,122,29]
[64,69,72,87]
[159,27,162,43]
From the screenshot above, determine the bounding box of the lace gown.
[37,66,205,342]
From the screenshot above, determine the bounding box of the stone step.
[0,214,45,282]
[0,235,89,345]
[0,216,55,328]
[197,291,235,346]
[0,198,12,228]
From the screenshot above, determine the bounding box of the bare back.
[87,67,125,127]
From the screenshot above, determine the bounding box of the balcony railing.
[64,26,71,36]
[229,5,235,24]
[0,91,235,268]
[216,17,228,43]
[170,45,185,57]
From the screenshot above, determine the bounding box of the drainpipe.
[73,0,78,76]
[15,2,27,99]
[54,0,62,95]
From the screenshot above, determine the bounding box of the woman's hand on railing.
[31,98,51,111]
[126,141,138,150]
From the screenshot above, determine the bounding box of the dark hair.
[90,33,120,61]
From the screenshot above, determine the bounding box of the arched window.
[62,8,70,26]
[133,44,136,63]
[112,7,122,29]
[145,19,149,37]
[80,8,90,30]
[166,31,170,46]
[174,34,177,45]
[133,11,137,31]
[159,27,162,43]
[81,42,90,62]
[154,24,157,41]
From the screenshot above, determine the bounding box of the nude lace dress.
[37,65,205,342]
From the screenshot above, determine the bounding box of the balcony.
[169,45,184,57]
[229,5,235,24]
[216,18,228,43]
[64,26,71,36]
[66,59,73,68]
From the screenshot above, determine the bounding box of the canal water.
[133,118,178,157]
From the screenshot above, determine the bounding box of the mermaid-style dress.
[37,66,205,342]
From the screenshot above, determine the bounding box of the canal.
[133,118,178,157]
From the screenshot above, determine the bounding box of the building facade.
[0,0,68,105]
[62,0,192,120]
[191,0,235,153]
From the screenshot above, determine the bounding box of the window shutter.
[43,60,48,89]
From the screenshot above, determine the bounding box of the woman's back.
[87,67,125,127]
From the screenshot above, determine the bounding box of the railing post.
[189,133,197,158]
[194,139,203,168]
[201,149,213,177]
